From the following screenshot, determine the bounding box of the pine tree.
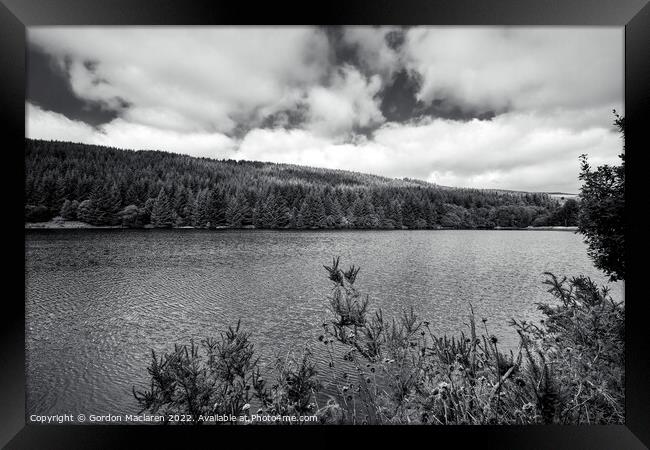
[84,183,122,225]
[287,206,298,228]
[301,192,326,228]
[269,194,290,228]
[207,188,227,228]
[330,198,344,228]
[260,193,278,228]
[106,183,122,224]
[352,196,376,228]
[388,200,403,229]
[423,200,438,228]
[253,197,265,228]
[225,191,249,228]
[143,198,156,224]
[296,208,305,229]
[192,189,210,228]
[174,187,192,226]
[151,188,176,228]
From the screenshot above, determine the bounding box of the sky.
[26,26,623,193]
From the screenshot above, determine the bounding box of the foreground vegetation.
[25,138,578,230]
[133,257,623,425]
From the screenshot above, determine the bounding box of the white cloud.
[236,108,622,193]
[404,27,623,116]
[29,27,331,134]
[27,103,236,158]
[27,102,98,143]
[305,66,384,137]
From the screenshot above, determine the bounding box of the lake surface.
[25,229,622,416]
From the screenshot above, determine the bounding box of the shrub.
[318,259,623,424]
[133,320,320,424]
[133,321,263,423]
[510,273,624,423]
[134,259,624,425]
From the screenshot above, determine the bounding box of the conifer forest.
[25,139,579,230]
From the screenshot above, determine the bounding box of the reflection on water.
[25,229,621,415]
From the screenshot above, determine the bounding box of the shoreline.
[25,221,578,232]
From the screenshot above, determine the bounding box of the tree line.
[25,138,578,229]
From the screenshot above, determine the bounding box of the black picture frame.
[3,0,649,447]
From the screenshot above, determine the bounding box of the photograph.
[23,25,627,427]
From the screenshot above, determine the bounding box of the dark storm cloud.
[380,70,500,123]
[27,44,120,127]
[384,29,406,51]
[321,26,365,73]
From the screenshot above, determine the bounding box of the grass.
[133,257,624,425]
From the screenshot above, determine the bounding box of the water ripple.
[25,229,622,415]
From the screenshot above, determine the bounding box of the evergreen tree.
[301,192,327,228]
[330,198,344,228]
[174,187,192,226]
[270,195,290,228]
[192,189,211,228]
[295,207,305,229]
[143,197,156,225]
[288,206,299,228]
[207,188,227,228]
[82,183,122,225]
[151,188,176,228]
[225,191,250,228]
[388,200,403,229]
[253,197,265,228]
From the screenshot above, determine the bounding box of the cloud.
[341,27,402,81]
[27,103,236,158]
[28,101,622,193]
[29,27,331,134]
[305,65,384,137]
[403,27,623,116]
[236,108,622,193]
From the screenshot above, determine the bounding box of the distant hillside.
[25,139,578,229]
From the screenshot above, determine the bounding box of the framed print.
[2,0,649,447]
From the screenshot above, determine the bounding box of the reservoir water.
[25,229,621,416]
